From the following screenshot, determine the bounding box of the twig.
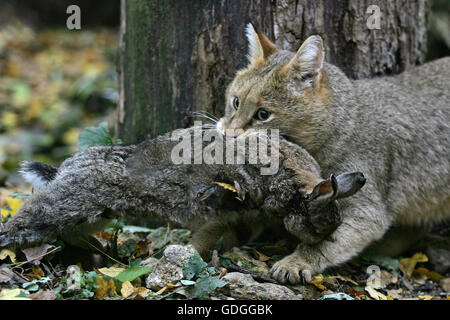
[80,238,127,267]
[12,246,61,269]
[226,264,277,284]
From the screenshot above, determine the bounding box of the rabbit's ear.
[307,174,338,203]
[334,172,366,199]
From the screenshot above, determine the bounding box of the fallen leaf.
[120,281,135,299]
[365,286,388,300]
[253,250,272,262]
[22,244,55,265]
[311,274,327,291]
[0,267,17,284]
[413,267,444,281]
[399,253,428,278]
[29,267,45,280]
[0,249,17,263]
[386,288,403,300]
[349,287,364,298]
[98,266,125,278]
[330,274,358,286]
[0,288,30,300]
[30,290,56,300]
[94,275,116,300]
[418,295,433,300]
[1,197,23,217]
[154,284,176,296]
[121,281,148,300]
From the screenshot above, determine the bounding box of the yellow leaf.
[62,128,81,145]
[154,284,176,296]
[29,266,45,280]
[98,266,125,278]
[365,286,387,300]
[121,281,135,299]
[0,249,17,263]
[136,287,149,299]
[0,289,30,300]
[4,197,24,217]
[1,209,11,218]
[413,267,444,281]
[419,295,433,300]
[399,253,428,278]
[94,275,116,300]
[214,182,237,193]
[311,274,327,291]
[330,274,358,286]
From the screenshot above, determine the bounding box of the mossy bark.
[117,0,427,143]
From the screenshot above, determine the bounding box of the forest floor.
[1,185,449,300]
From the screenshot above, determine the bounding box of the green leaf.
[77,122,113,151]
[180,280,196,286]
[115,266,152,282]
[122,226,153,233]
[182,253,207,281]
[22,282,39,292]
[194,276,227,300]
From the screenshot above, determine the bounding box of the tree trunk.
[117,0,427,143]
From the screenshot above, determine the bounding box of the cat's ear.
[282,35,324,80]
[245,23,277,67]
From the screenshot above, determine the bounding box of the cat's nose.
[216,119,225,136]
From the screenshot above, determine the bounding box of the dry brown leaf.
[21,244,55,266]
[120,281,135,299]
[30,290,56,300]
[413,267,444,281]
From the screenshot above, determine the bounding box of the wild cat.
[216,24,449,283]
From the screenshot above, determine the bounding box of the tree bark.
[117,0,427,143]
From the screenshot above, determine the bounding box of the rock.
[139,256,159,269]
[440,278,450,292]
[219,272,302,300]
[145,244,197,290]
[426,247,450,274]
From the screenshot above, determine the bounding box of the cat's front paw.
[270,254,314,284]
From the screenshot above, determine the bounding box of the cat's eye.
[232,97,240,110]
[255,108,270,121]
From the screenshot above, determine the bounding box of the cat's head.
[217,24,331,149]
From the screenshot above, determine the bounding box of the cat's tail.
[19,161,58,188]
